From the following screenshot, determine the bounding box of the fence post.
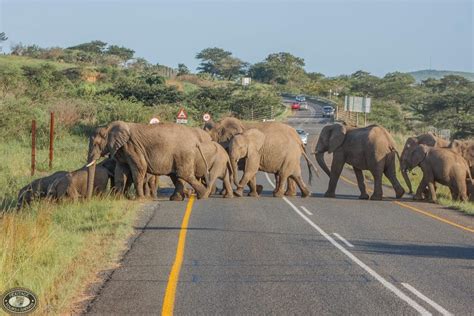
[49,112,54,169]
[31,120,36,176]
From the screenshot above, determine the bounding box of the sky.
[0,0,472,77]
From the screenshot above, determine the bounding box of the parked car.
[291,102,301,110]
[295,95,306,102]
[296,128,309,145]
[322,106,335,118]
[299,101,308,110]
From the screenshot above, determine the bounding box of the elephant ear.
[411,145,428,167]
[328,124,346,153]
[107,122,131,157]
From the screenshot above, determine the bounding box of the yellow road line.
[339,174,473,233]
[162,195,196,316]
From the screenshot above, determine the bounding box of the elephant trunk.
[231,159,240,187]
[400,165,413,194]
[316,152,331,177]
[86,159,96,199]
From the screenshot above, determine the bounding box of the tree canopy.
[196,47,247,80]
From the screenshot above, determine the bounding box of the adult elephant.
[399,132,449,193]
[86,121,209,199]
[205,117,317,197]
[449,139,474,174]
[315,123,405,200]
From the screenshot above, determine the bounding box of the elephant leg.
[428,181,437,202]
[291,174,311,198]
[353,168,369,200]
[178,170,208,199]
[285,178,297,196]
[150,176,158,199]
[273,174,280,194]
[131,171,146,199]
[414,173,430,201]
[383,168,405,199]
[170,174,185,201]
[204,170,219,198]
[370,169,383,200]
[325,156,344,198]
[223,173,234,199]
[274,172,289,198]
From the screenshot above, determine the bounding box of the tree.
[67,40,107,54]
[249,52,307,85]
[177,63,190,76]
[0,32,7,53]
[106,45,135,61]
[195,47,246,79]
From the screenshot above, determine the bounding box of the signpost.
[149,117,160,124]
[344,96,371,126]
[242,77,251,86]
[202,113,211,122]
[176,108,188,124]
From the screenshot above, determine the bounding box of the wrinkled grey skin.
[86,121,209,200]
[17,171,68,208]
[404,144,473,202]
[205,117,316,197]
[448,139,474,175]
[315,124,405,200]
[53,158,116,200]
[400,132,450,193]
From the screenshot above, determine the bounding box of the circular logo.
[2,288,38,314]
[202,113,211,122]
[149,117,160,124]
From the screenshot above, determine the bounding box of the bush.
[367,100,407,133]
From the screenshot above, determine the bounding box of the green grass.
[0,55,77,71]
[0,134,143,314]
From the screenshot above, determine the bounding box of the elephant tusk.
[86,160,96,168]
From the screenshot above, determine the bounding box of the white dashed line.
[333,233,354,248]
[300,206,313,216]
[401,283,452,316]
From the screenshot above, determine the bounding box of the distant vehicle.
[296,128,309,145]
[291,102,301,110]
[295,95,306,102]
[322,106,335,118]
[299,101,308,110]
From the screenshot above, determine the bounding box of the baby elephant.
[405,144,472,202]
[53,159,116,200]
[17,171,68,208]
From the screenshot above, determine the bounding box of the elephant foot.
[358,193,370,200]
[301,188,311,198]
[273,191,284,198]
[184,188,194,198]
[395,188,405,199]
[234,187,244,197]
[324,191,336,198]
[170,193,185,201]
[224,192,234,198]
[248,191,259,197]
[370,194,383,201]
[413,194,424,201]
[256,185,263,195]
[285,190,297,197]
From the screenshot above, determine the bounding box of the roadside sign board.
[242,77,251,86]
[176,108,188,124]
[202,113,211,122]
[344,96,371,113]
[149,117,160,124]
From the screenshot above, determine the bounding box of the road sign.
[344,96,371,113]
[202,113,211,122]
[149,117,160,124]
[176,108,188,124]
[242,77,251,86]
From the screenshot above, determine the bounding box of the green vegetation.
[408,69,474,82]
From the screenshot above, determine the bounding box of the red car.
[291,102,300,110]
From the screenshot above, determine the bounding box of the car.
[299,101,308,110]
[295,95,306,102]
[296,128,309,145]
[322,106,335,118]
[291,102,301,110]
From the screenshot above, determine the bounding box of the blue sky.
[1,0,472,76]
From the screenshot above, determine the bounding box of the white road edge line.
[264,173,432,316]
[300,206,313,216]
[401,283,453,316]
[333,233,354,248]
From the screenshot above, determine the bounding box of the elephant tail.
[301,145,319,185]
[196,143,210,186]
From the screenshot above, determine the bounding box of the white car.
[296,128,309,145]
[295,95,306,102]
[299,102,308,110]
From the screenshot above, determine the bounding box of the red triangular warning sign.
[177,108,188,119]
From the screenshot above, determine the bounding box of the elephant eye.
[406,144,410,148]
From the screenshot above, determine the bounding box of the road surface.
[86,100,474,315]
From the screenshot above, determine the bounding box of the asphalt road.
[86,100,474,315]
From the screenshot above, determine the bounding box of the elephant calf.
[404,144,473,202]
[53,159,116,200]
[17,171,68,208]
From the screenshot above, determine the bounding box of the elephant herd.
[16,117,473,208]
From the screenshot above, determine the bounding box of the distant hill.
[407,69,474,82]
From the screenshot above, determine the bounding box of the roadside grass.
[0,55,77,71]
[0,134,143,314]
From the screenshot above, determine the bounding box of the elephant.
[448,139,474,175]
[17,171,68,208]
[400,132,450,193]
[86,121,209,200]
[204,117,316,197]
[53,158,116,200]
[315,123,405,200]
[228,127,316,198]
[113,160,158,199]
[403,144,472,202]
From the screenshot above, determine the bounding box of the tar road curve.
[86,100,473,315]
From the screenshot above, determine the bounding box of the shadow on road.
[353,240,474,260]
